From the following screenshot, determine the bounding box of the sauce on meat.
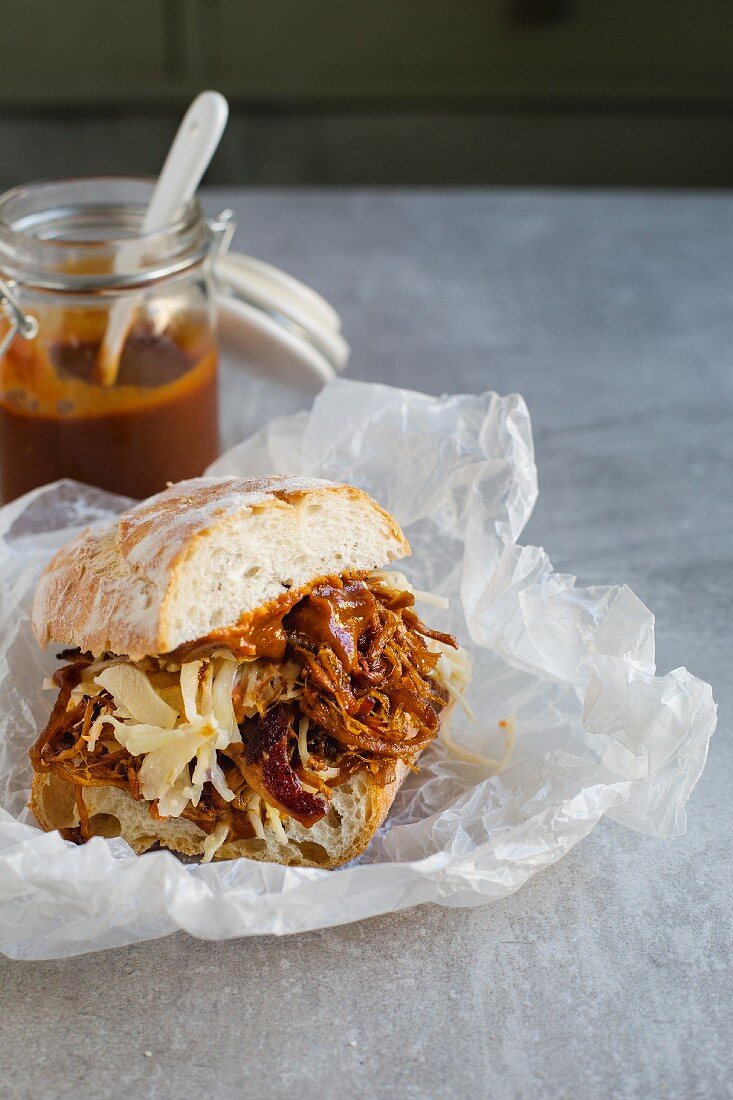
[285,579,379,670]
[31,575,457,844]
[169,575,388,663]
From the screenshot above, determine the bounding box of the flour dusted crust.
[31,763,409,869]
[31,475,410,660]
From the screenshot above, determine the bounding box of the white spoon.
[97,90,229,386]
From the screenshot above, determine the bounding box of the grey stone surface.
[1,189,730,1099]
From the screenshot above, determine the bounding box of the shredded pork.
[30,573,459,846]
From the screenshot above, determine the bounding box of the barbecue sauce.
[168,576,382,664]
[0,322,219,502]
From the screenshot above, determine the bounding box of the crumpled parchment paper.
[0,380,716,959]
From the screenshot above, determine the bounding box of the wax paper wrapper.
[0,380,716,959]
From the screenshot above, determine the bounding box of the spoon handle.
[97,91,229,387]
[143,91,228,232]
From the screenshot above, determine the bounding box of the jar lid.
[215,251,349,388]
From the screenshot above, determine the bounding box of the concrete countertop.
[1,189,730,1099]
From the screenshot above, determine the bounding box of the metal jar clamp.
[0,278,37,359]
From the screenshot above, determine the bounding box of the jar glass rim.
[0,176,210,291]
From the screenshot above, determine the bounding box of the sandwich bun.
[30,762,411,869]
[32,475,410,661]
[28,475,436,867]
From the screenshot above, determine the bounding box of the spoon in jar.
[96,90,229,387]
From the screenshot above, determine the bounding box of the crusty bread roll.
[31,763,409,868]
[28,475,457,869]
[32,475,409,661]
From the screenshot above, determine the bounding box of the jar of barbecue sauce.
[0,177,231,502]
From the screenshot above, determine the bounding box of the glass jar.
[0,177,232,503]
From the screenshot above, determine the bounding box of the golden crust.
[31,475,410,660]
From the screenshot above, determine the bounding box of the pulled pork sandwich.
[29,475,470,868]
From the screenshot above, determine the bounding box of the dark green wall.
[0,0,731,187]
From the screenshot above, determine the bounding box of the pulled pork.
[30,573,456,843]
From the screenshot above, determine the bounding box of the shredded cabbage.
[370,569,450,609]
[298,716,310,766]
[60,583,476,821]
[179,660,202,724]
[264,802,289,845]
[94,664,178,729]
[235,659,301,718]
[201,820,229,863]
[424,626,515,771]
[212,660,239,740]
[247,794,266,840]
[428,638,475,720]
[87,655,243,814]
[154,767,197,818]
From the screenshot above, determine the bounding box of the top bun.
[32,476,410,660]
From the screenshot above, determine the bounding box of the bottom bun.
[30,764,409,869]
